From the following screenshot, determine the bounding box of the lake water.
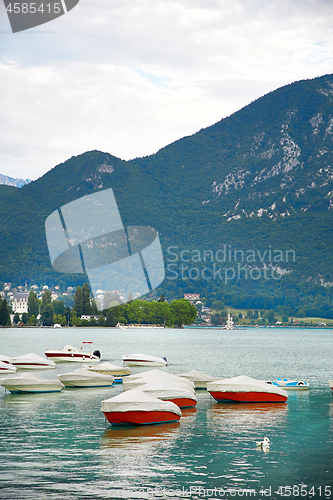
[1,326,333,500]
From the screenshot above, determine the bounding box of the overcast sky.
[1,0,333,180]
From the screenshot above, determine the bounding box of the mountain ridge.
[0,173,31,188]
[1,73,333,315]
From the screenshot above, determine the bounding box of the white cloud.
[1,0,333,179]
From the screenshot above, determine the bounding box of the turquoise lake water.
[1,326,333,499]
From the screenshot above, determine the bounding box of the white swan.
[256,437,270,449]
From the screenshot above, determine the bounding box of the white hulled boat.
[138,380,198,408]
[122,370,195,391]
[122,353,167,367]
[267,378,309,390]
[57,368,114,387]
[1,373,64,393]
[178,369,221,389]
[123,353,168,366]
[0,354,14,364]
[82,362,131,377]
[12,353,56,370]
[0,360,17,374]
[45,342,101,363]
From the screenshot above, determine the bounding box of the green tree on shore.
[28,290,39,318]
[170,299,197,328]
[0,298,10,326]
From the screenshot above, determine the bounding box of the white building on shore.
[11,292,29,314]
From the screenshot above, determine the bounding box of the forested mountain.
[1,73,333,316]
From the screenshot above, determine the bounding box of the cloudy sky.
[1,0,333,180]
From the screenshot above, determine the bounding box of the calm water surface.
[1,326,333,499]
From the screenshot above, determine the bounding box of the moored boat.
[12,353,56,370]
[122,353,167,367]
[329,380,333,391]
[139,380,198,408]
[82,362,131,377]
[1,373,64,393]
[0,354,14,364]
[122,369,195,391]
[0,360,17,374]
[207,375,288,403]
[101,389,182,425]
[178,369,221,389]
[267,378,309,390]
[57,368,114,387]
[45,342,101,363]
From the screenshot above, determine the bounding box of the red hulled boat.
[101,389,182,425]
[207,375,288,403]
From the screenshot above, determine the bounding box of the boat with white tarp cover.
[178,369,221,389]
[207,375,288,403]
[82,362,131,377]
[122,353,167,367]
[57,368,114,387]
[101,389,182,425]
[1,373,64,393]
[12,353,56,369]
[138,380,198,408]
[122,369,195,391]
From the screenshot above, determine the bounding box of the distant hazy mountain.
[0,174,31,188]
[1,73,333,315]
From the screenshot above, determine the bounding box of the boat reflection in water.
[207,401,288,434]
[102,421,180,447]
[101,421,181,458]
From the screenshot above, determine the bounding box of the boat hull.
[0,363,16,374]
[60,380,113,388]
[209,391,288,403]
[45,352,100,363]
[13,363,55,370]
[103,410,181,425]
[273,384,309,390]
[166,397,197,408]
[2,384,63,393]
[123,360,166,367]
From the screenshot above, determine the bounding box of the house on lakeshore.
[11,292,29,314]
[184,293,200,303]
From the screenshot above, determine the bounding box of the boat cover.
[178,369,220,383]
[12,353,56,368]
[0,360,17,373]
[122,353,167,364]
[57,368,114,383]
[123,370,195,391]
[1,373,64,389]
[124,370,194,386]
[207,375,287,397]
[101,389,182,416]
[82,362,131,376]
[138,380,198,401]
